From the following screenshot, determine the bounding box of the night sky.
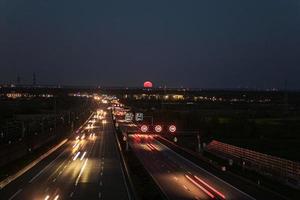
[0,0,300,89]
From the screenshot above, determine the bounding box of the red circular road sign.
[140,125,149,133]
[169,125,176,133]
[154,125,163,133]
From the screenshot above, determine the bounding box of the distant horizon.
[1,82,299,92]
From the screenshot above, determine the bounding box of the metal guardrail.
[0,112,94,190]
[111,112,139,200]
[206,140,300,182]
[0,139,68,189]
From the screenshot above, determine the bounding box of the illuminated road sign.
[135,113,144,122]
[125,113,134,122]
[154,125,163,133]
[169,125,176,133]
[140,125,149,133]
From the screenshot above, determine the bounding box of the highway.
[129,134,256,200]
[0,108,129,200]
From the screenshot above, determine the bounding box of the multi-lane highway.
[0,108,129,200]
[129,134,257,200]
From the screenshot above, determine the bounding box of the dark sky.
[1,0,300,89]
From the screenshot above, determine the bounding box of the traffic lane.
[100,121,129,200]
[43,131,99,199]
[0,140,73,200]
[72,120,129,200]
[150,137,255,200]
[130,138,206,200]
[0,113,95,199]
[129,136,210,200]
[71,130,103,199]
[6,133,95,200]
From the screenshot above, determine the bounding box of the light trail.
[80,151,87,161]
[185,175,215,199]
[75,159,88,186]
[194,175,226,199]
[54,195,59,200]
[73,152,81,161]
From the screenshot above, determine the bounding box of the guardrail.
[0,112,94,190]
[111,112,139,200]
[0,139,67,189]
[206,140,300,187]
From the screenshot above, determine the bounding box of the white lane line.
[155,138,256,200]
[99,181,103,186]
[98,192,102,199]
[75,159,88,186]
[8,189,22,200]
[1,139,68,189]
[80,152,87,161]
[70,191,74,197]
[183,185,188,190]
[73,151,81,161]
[54,195,59,200]
[28,149,66,183]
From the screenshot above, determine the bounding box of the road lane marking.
[54,195,59,200]
[8,189,22,200]
[28,145,67,183]
[75,158,88,186]
[70,191,74,197]
[98,192,102,199]
[183,185,189,191]
[99,181,103,186]
[155,138,256,200]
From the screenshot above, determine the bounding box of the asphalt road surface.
[129,134,257,200]
[0,109,129,200]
